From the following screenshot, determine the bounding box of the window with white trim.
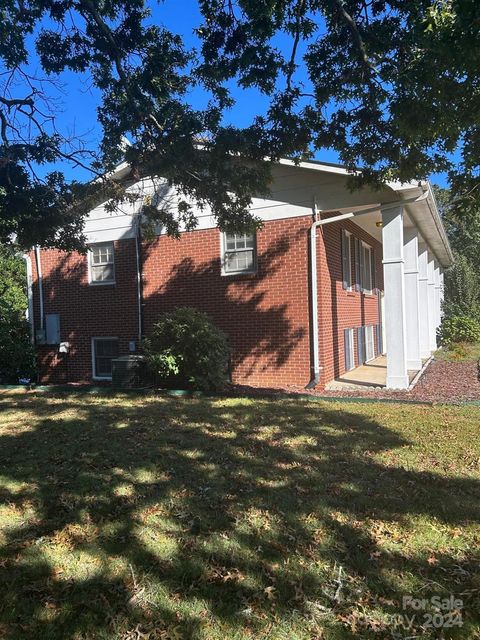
[365,325,375,362]
[341,230,352,290]
[344,328,355,371]
[222,232,256,274]
[89,243,115,284]
[92,338,119,379]
[361,243,374,293]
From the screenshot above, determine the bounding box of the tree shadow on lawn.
[0,393,478,639]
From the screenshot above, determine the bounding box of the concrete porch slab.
[326,355,421,391]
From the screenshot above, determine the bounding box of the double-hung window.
[354,240,374,293]
[89,243,115,284]
[222,232,256,274]
[341,230,352,290]
[361,243,374,294]
[92,338,119,379]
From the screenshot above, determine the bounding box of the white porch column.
[382,206,409,389]
[404,228,422,370]
[418,243,431,359]
[434,263,441,330]
[427,254,437,351]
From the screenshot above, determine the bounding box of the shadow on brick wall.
[141,229,308,384]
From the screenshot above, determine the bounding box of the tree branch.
[286,0,305,92]
[331,0,376,72]
[0,95,35,110]
[77,0,164,135]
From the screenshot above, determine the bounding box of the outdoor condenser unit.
[111,355,144,389]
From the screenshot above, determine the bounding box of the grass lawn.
[0,391,479,639]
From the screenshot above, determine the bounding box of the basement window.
[92,337,119,380]
[222,232,257,275]
[365,325,375,362]
[344,328,355,371]
[89,243,115,284]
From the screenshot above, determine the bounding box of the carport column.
[418,243,431,359]
[427,254,437,351]
[382,206,409,389]
[434,263,441,330]
[404,228,422,370]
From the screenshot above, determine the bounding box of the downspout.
[134,214,143,344]
[23,253,35,343]
[34,246,44,331]
[306,204,322,389]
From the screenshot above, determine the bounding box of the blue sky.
[31,0,447,186]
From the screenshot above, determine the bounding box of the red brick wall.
[141,216,312,387]
[30,215,383,388]
[30,239,139,383]
[317,217,384,386]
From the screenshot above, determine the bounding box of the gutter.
[314,190,429,228]
[23,253,35,343]
[34,246,44,331]
[425,181,454,265]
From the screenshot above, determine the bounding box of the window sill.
[88,281,116,287]
[92,376,112,381]
[221,270,257,277]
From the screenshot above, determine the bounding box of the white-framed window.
[89,242,115,284]
[222,232,257,275]
[365,325,375,362]
[341,230,352,290]
[344,328,355,371]
[91,337,119,379]
[361,242,374,294]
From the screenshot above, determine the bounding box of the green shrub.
[143,307,230,392]
[437,315,480,348]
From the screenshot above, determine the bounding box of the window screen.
[341,230,352,290]
[223,233,256,274]
[89,243,115,283]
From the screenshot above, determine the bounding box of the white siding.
[81,164,393,243]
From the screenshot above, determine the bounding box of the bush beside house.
[437,316,480,348]
[142,307,230,392]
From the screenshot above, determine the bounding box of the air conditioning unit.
[111,355,144,389]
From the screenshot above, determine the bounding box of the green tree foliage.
[442,254,480,321]
[0,247,36,383]
[1,1,480,249]
[434,185,480,326]
[142,308,230,392]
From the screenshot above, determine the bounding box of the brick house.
[26,159,453,390]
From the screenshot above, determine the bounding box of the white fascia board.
[400,183,453,268]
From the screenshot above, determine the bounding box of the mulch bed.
[232,358,480,404]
